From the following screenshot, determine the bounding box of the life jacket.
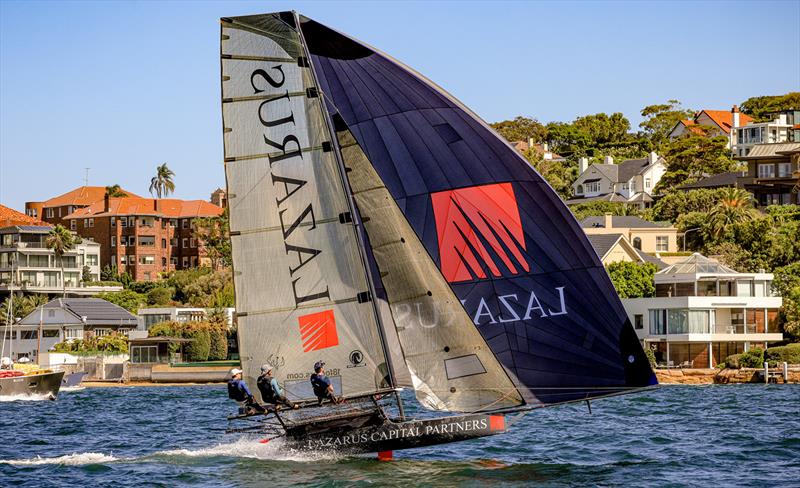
[227,379,247,402]
[310,373,328,398]
[257,375,276,401]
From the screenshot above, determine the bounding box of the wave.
[151,438,343,463]
[0,452,119,466]
[0,393,53,402]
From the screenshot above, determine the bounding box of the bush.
[147,286,175,306]
[765,344,800,366]
[209,325,228,361]
[605,262,658,298]
[51,332,128,355]
[84,281,123,287]
[96,290,146,313]
[723,353,743,369]
[740,348,765,368]
[644,348,656,368]
[184,323,211,362]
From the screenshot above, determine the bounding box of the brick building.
[63,196,223,281]
[26,186,140,227]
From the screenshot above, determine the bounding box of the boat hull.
[62,371,87,389]
[0,371,65,400]
[287,413,507,454]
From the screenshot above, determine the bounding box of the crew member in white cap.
[227,368,265,414]
[257,364,299,410]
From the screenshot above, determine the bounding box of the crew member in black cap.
[309,361,343,405]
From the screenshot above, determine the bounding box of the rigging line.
[237,296,359,317]
[221,54,296,63]
[224,144,326,162]
[221,18,303,49]
[221,91,306,104]
[295,12,405,421]
[230,217,339,236]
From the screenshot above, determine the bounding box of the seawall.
[657,367,800,384]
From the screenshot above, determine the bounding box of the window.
[632,237,642,250]
[170,257,178,266]
[162,257,167,267]
[139,255,155,265]
[170,219,178,227]
[649,310,667,334]
[86,255,98,266]
[645,178,651,189]
[65,328,82,340]
[778,163,791,177]
[120,255,127,265]
[576,184,584,195]
[111,236,116,247]
[70,220,76,230]
[736,280,753,297]
[143,272,151,281]
[95,328,112,337]
[46,208,54,218]
[182,238,188,248]
[138,235,155,246]
[21,330,38,340]
[758,164,775,178]
[140,217,154,227]
[161,239,167,249]
[585,181,599,193]
[128,236,136,246]
[182,257,189,267]
[190,238,196,248]
[191,256,198,267]
[170,238,178,247]
[88,218,94,228]
[634,314,643,330]
[182,219,189,229]
[111,218,116,228]
[121,217,127,227]
[28,254,49,267]
[42,330,59,338]
[656,236,668,252]
[131,345,159,364]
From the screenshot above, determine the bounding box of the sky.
[1,0,798,211]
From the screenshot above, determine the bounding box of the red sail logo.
[431,183,530,283]
[298,309,339,352]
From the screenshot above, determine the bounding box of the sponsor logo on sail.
[347,349,365,368]
[298,309,339,352]
[431,182,530,283]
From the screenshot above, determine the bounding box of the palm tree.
[105,184,128,197]
[149,163,176,199]
[46,225,76,298]
[708,188,758,240]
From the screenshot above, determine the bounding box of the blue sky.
[1,1,798,211]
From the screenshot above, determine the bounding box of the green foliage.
[146,286,175,306]
[192,210,232,269]
[489,116,547,143]
[545,112,643,159]
[84,280,123,287]
[177,269,234,307]
[104,184,128,197]
[568,201,640,221]
[209,324,228,361]
[773,262,800,342]
[100,264,132,287]
[740,348,765,368]
[184,322,211,362]
[739,92,800,121]
[639,100,694,151]
[707,188,759,239]
[605,262,658,298]
[81,265,91,283]
[149,320,228,361]
[96,290,145,313]
[52,332,128,355]
[149,162,176,199]
[523,148,576,199]
[723,353,742,369]
[765,344,800,365]
[648,188,730,223]
[0,294,48,326]
[656,129,737,192]
[644,348,657,368]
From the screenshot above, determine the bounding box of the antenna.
[84,167,90,186]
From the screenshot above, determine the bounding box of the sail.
[299,15,657,407]
[220,13,391,400]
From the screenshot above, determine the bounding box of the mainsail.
[221,11,655,414]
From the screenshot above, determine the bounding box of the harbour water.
[1,385,798,487]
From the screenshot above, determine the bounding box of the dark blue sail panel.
[300,17,657,405]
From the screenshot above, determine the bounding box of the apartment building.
[25,186,139,227]
[63,196,223,281]
[736,142,800,206]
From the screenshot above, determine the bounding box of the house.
[25,185,140,227]
[9,298,138,362]
[586,234,667,269]
[511,138,566,162]
[62,196,224,281]
[568,152,665,208]
[1,204,47,227]
[137,307,236,331]
[581,214,679,255]
[621,253,783,368]
[735,142,800,206]
[669,106,753,150]
[210,188,228,209]
[0,225,121,296]
[734,110,795,157]
[677,171,743,191]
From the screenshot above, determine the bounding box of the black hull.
[0,371,65,400]
[285,413,507,454]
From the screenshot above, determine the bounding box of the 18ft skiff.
[221,11,657,455]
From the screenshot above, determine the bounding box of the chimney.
[604,155,614,164]
[527,137,535,151]
[104,193,110,212]
[604,213,613,229]
[542,143,549,152]
[153,198,161,213]
[578,157,589,174]
[648,151,658,164]
[731,105,740,128]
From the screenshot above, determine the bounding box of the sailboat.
[221,11,657,454]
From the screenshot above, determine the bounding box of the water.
[1,385,798,487]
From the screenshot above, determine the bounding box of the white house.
[568,152,666,208]
[137,307,236,331]
[734,111,794,158]
[621,254,783,368]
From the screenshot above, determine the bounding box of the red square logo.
[489,415,505,431]
[298,309,339,352]
[431,183,529,283]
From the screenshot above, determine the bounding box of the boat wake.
[0,452,119,466]
[0,393,53,402]
[0,438,340,467]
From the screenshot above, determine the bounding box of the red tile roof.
[41,186,141,208]
[63,197,223,219]
[511,141,564,159]
[699,110,753,132]
[0,204,50,227]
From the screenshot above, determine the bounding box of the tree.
[46,224,76,297]
[96,290,146,313]
[568,201,640,221]
[522,148,576,199]
[740,92,800,121]
[707,188,758,240]
[81,265,91,283]
[605,262,658,298]
[192,211,231,269]
[646,188,731,222]
[208,309,229,361]
[639,100,693,151]
[149,163,176,199]
[656,128,737,192]
[773,263,800,342]
[146,286,175,306]
[490,116,547,143]
[0,294,48,326]
[104,184,128,197]
[545,112,639,158]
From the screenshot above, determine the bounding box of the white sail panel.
[336,127,524,412]
[221,18,388,399]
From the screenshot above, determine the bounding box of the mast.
[293,11,406,419]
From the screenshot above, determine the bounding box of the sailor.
[0,357,12,370]
[310,361,343,405]
[257,364,299,410]
[227,368,265,414]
